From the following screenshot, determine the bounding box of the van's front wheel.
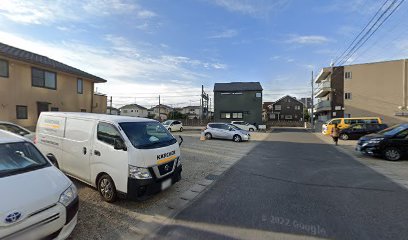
[98,174,117,203]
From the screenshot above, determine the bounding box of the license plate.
[161,179,172,190]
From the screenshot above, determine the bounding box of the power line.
[342,0,405,65]
[333,0,390,65]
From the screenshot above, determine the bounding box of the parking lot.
[68,131,269,239]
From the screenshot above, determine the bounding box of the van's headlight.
[59,184,77,207]
[368,138,384,144]
[129,165,152,179]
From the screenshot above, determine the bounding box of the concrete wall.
[344,59,408,125]
[214,91,263,125]
[0,56,104,129]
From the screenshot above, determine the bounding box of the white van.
[0,130,78,240]
[36,112,182,202]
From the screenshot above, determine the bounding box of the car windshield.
[0,142,50,178]
[119,122,176,149]
[228,124,241,130]
[378,125,407,136]
[162,120,172,125]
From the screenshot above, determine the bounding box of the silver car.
[203,123,250,142]
[0,121,35,141]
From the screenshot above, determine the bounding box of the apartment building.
[0,42,107,129]
[120,104,148,118]
[214,82,263,125]
[314,59,408,125]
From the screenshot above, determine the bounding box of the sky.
[1,0,408,109]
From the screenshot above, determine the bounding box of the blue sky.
[0,0,407,108]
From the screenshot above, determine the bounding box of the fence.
[174,118,211,126]
[267,120,306,128]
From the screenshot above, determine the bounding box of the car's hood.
[0,166,71,226]
[128,142,180,168]
[359,133,387,141]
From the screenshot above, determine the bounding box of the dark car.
[356,123,408,161]
[339,123,388,140]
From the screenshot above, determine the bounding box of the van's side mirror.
[114,139,127,151]
[19,131,26,136]
[229,127,233,131]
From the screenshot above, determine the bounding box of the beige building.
[120,104,148,118]
[0,42,107,129]
[315,59,408,125]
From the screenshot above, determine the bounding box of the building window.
[287,106,290,109]
[256,92,262,98]
[0,59,9,77]
[345,92,352,100]
[16,105,28,119]
[51,107,59,111]
[275,105,281,110]
[232,112,243,119]
[220,113,231,119]
[77,78,83,94]
[123,109,128,113]
[32,67,57,89]
[345,113,351,118]
[285,115,293,119]
[345,72,352,79]
[81,109,86,112]
[295,105,301,110]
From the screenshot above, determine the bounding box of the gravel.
[68,131,268,239]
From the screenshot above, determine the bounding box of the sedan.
[339,123,388,140]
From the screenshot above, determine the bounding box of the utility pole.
[109,96,112,115]
[158,95,161,122]
[311,71,314,130]
[209,97,211,120]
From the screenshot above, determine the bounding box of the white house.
[106,106,120,115]
[119,104,148,118]
[180,106,202,119]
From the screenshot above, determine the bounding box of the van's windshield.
[119,122,177,149]
[0,142,50,178]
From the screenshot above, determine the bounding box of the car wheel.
[249,128,254,132]
[384,147,402,161]
[205,132,212,140]
[180,127,183,132]
[340,134,349,140]
[98,174,117,203]
[233,135,242,142]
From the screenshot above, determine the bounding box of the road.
[151,128,408,240]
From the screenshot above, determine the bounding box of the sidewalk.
[313,132,408,190]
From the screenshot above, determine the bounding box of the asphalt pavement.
[151,128,408,240]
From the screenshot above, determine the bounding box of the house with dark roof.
[0,42,107,129]
[213,82,263,125]
[269,95,304,121]
[119,104,148,117]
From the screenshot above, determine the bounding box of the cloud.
[0,0,157,25]
[0,31,225,106]
[209,29,238,39]
[213,0,290,18]
[287,35,330,44]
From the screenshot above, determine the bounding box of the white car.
[0,121,35,141]
[0,130,78,240]
[36,112,182,202]
[204,123,250,142]
[230,121,257,131]
[162,120,183,132]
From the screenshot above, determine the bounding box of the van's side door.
[91,122,128,194]
[62,118,94,182]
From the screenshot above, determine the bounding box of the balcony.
[314,81,332,98]
[315,67,332,83]
[315,100,331,112]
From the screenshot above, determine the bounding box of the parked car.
[322,117,382,135]
[0,121,35,141]
[162,120,183,132]
[0,130,78,240]
[356,123,408,161]
[204,123,250,142]
[230,121,257,131]
[339,123,388,140]
[36,112,182,202]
